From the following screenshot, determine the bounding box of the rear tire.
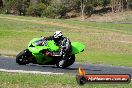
[16,49,32,65]
[56,55,75,68]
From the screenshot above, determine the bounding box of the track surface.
[0,57,132,76]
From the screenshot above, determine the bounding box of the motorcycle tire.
[56,54,75,68]
[16,49,32,65]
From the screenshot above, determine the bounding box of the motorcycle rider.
[44,31,72,67]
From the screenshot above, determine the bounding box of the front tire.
[16,49,32,65]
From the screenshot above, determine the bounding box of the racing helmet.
[53,31,63,39]
[53,31,63,42]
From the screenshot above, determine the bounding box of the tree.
[51,0,77,18]
[0,0,3,7]
[103,0,110,7]
[3,0,29,15]
[81,0,85,20]
[27,3,46,17]
[111,0,123,13]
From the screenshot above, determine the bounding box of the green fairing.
[28,38,40,47]
[47,41,59,51]
[71,42,85,54]
[33,54,52,64]
[27,38,85,64]
[28,38,59,53]
[28,38,59,64]
[32,54,44,63]
[28,38,85,55]
[42,56,52,64]
[28,46,47,54]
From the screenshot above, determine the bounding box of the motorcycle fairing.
[71,42,85,54]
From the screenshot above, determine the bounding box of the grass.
[0,14,132,88]
[0,72,132,88]
[0,14,132,67]
[1,14,132,34]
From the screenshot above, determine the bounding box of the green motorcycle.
[16,38,85,68]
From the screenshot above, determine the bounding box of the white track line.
[0,69,64,75]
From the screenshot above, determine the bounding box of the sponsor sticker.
[76,66,131,85]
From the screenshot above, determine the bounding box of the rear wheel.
[16,49,32,65]
[56,55,75,68]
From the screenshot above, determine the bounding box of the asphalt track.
[0,56,132,76]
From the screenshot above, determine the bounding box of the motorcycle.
[16,38,85,68]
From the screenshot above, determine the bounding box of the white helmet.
[53,31,63,38]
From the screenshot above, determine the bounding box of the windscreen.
[34,39,47,46]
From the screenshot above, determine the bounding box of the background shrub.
[42,5,56,18]
[27,3,46,17]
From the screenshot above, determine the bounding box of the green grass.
[1,14,131,34]
[0,14,132,66]
[0,72,132,88]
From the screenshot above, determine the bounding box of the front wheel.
[16,49,32,65]
[56,55,75,68]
